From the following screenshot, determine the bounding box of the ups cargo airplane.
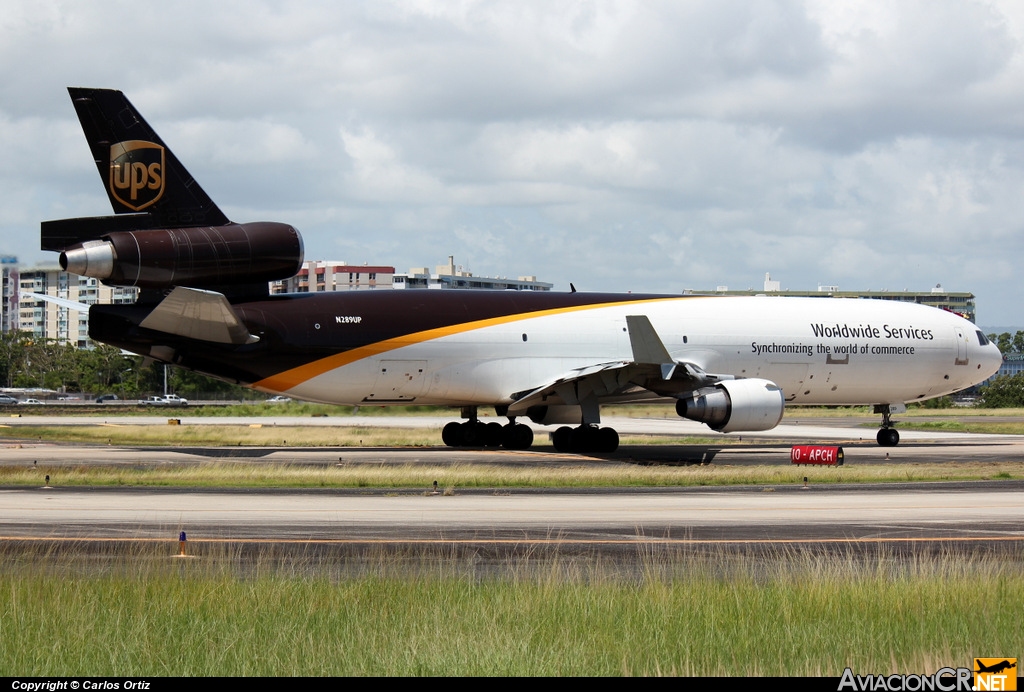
[42,88,1002,453]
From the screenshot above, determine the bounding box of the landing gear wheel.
[552,426,573,452]
[876,428,900,447]
[570,425,595,452]
[562,425,619,454]
[460,421,483,447]
[483,422,503,447]
[502,423,534,450]
[442,421,462,447]
[598,427,619,453]
[875,407,901,448]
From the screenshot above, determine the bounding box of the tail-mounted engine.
[54,221,303,290]
[41,88,305,292]
[676,378,784,433]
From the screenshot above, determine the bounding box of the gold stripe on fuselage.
[254,296,687,391]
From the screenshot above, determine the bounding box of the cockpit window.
[976,330,990,346]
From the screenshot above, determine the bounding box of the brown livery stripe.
[254,296,684,391]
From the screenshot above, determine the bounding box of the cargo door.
[365,360,428,402]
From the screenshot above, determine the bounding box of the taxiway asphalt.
[2,414,1023,559]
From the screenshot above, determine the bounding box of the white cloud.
[2,0,1024,323]
[339,126,446,202]
[168,120,316,167]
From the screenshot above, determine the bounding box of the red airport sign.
[791,445,844,466]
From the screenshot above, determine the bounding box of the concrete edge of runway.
[3,478,1024,496]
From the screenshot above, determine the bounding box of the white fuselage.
[270,296,1001,416]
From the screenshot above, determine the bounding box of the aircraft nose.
[983,343,1004,379]
[964,328,1003,383]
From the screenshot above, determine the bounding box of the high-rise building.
[392,256,553,291]
[1,255,18,333]
[271,257,553,293]
[270,261,395,294]
[17,265,138,348]
[689,277,976,322]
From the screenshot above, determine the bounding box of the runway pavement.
[2,414,1023,560]
[3,481,1024,539]
[1,482,1022,568]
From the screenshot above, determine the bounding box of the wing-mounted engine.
[623,314,785,433]
[675,378,784,433]
[506,315,786,435]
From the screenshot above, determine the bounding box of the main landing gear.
[442,414,534,450]
[440,406,621,453]
[875,405,900,447]
[551,425,619,454]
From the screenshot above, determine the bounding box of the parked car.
[140,394,188,406]
[266,396,292,403]
[96,394,119,403]
[0,395,18,405]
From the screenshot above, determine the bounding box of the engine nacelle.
[675,378,784,433]
[527,405,583,425]
[59,221,303,289]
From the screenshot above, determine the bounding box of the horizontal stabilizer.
[41,214,154,252]
[21,292,90,312]
[139,286,259,345]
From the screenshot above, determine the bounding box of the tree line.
[975,331,1024,407]
[976,331,1022,408]
[987,330,1024,355]
[0,332,255,399]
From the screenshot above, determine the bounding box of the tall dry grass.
[1,541,1020,676]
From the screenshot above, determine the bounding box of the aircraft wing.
[507,315,725,415]
[506,359,641,415]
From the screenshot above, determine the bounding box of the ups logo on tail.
[109,140,164,211]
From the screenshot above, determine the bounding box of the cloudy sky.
[2,0,1023,326]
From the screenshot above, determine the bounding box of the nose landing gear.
[876,426,900,447]
[874,404,904,447]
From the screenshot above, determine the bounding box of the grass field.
[0,460,1019,489]
[892,420,1024,434]
[0,420,736,448]
[0,422,442,448]
[8,417,1024,447]
[1,544,1019,676]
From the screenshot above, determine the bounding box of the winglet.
[139,286,259,345]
